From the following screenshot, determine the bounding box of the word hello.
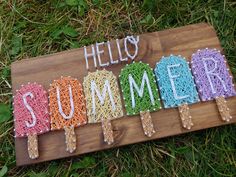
[84,36,139,69]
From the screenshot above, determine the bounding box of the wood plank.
[11,23,236,166]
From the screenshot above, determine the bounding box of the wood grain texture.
[11,23,236,166]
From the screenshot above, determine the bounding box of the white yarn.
[124,35,139,60]
[23,92,37,128]
[56,86,74,120]
[84,36,140,69]
[84,45,97,70]
[129,71,155,108]
[107,41,118,64]
[167,64,189,100]
[96,42,109,67]
[116,39,128,61]
[91,79,116,115]
[202,57,227,94]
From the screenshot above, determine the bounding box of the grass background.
[0,0,236,176]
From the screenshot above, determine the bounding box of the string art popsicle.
[13,83,50,159]
[49,76,87,153]
[191,48,236,122]
[83,69,123,145]
[119,61,161,137]
[155,55,199,130]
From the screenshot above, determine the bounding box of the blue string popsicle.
[155,55,199,129]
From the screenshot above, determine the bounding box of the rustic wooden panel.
[11,23,236,166]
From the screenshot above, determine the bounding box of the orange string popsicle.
[49,76,87,153]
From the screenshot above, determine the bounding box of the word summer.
[13,48,235,159]
[83,35,139,69]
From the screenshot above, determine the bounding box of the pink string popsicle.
[13,83,50,159]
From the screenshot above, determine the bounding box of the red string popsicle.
[13,83,50,159]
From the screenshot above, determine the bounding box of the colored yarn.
[13,83,50,137]
[27,134,38,159]
[83,69,123,123]
[119,61,161,115]
[140,111,156,137]
[191,48,236,101]
[215,96,232,122]
[49,76,87,130]
[155,55,199,108]
[178,104,193,129]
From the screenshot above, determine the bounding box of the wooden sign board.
[11,23,236,166]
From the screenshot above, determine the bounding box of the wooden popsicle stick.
[27,134,39,159]
[215,96,232,122]
[64,126,76,153]
[140,111,156,137]
[178,103,193,130]
[101,119,114,145]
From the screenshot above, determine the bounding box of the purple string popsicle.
[191,48,236,122]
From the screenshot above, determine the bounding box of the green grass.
[0,0,236,176]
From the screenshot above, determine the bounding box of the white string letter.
[116,39,128,61]
[23,92,37,128]
[96,42,109,67]
[91,80,116,114]
[84,45,97,70]
[107,41,118,64]
[129,71,155,108]
[56,86,74,120]
[203,57,227,94]
[124,36,139,60]
[167,64,189,100]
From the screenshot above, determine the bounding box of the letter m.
[129,71,155,108]
[91,80,116,114]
